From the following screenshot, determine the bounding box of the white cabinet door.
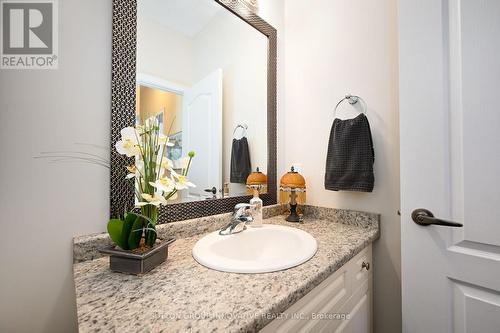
[333,279,371,333]
[341,293,370,333]
[399,0,500,332]
[261,245,372,333]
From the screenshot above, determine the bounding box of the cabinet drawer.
[261,245,372,333]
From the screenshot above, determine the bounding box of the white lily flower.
[169,168,180,179]
[149,176,175,193]
[125,165,136,179]
[137,193,168,207]
[115,127,141,157]
[173,174,196,190]
[125,159,145,179]
[160,157,174,171]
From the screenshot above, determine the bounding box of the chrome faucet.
[219,203,254,235]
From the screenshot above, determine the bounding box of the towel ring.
[333,94,367,118]
[233,124,248,139]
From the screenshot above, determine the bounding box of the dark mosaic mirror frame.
[110,0,277,223]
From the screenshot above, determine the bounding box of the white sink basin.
[192,224,317,273]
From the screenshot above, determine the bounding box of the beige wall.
[137,85,183,135]
[284,1,401,332]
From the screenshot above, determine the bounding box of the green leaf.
[120,213,137,250]
[127,211,155,227]
[128,216,144,250]
[107,219,125,250]
[145,227,157,248]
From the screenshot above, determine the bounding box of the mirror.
[110,0,277,223]
[136,0,268,203]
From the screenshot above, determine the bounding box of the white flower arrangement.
[34,116,194,251]
[115,117,195,207]
[112,116,195,249]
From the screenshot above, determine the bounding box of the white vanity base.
[262,245,373,333]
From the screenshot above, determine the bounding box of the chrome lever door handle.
[411,209,463,227]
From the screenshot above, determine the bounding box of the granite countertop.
[73,207,379,333]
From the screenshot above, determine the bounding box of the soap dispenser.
[246,167,267,227]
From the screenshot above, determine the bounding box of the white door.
[182,69,223,199]
[400,1,500,332]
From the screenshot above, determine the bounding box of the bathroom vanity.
[73,206,379,332]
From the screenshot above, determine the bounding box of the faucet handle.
[233,203,252,215]
[234,203,252,210]
[220,203,254,236]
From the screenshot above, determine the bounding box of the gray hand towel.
[324,113,374,192]
[230,137,251,183]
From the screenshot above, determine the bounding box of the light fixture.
[280,166,306,222]
[246,167,267,196]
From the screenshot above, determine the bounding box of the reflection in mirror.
[137,0,268,203]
